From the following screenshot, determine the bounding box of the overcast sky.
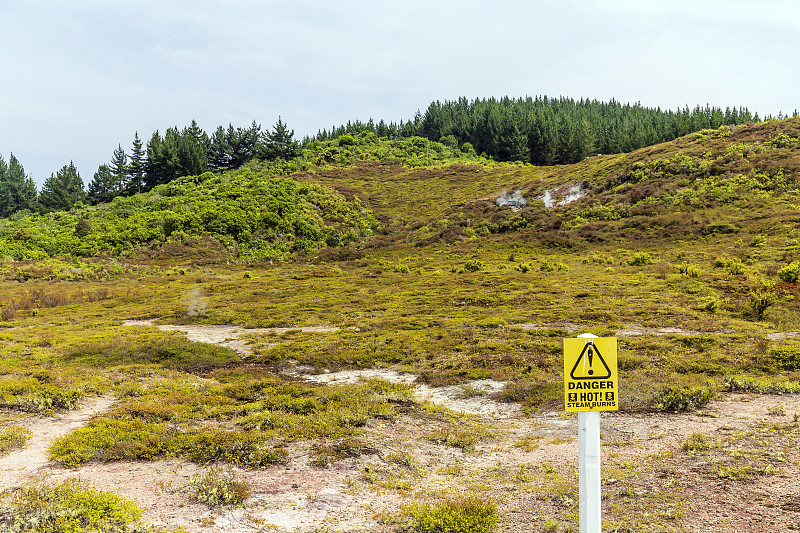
[2,0,798,186]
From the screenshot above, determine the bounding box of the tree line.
[88,118,301,204]
[0,118,301,215]
[1,96,791,217]
[309,96,796,165]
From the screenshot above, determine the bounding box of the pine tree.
[87,164,117,204]
[127,131,145,194]
[259,117,300,161]
[108,144,128,196]
[208,125,233,170]
[144,130,164,190]
[0,153,36,217]
[38,161,86,212]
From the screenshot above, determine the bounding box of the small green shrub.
[539,259,570,272]
[191,466,252,507]
[463,259,484,272]
[0,424,30,454]
[652,385,715,412]
[0,478,182,533]
[679,264,703,278]
[699,296,720,314]
[310,437,378,468]
[627,252,654,266]
[728,260,745,275]
[424,428,477,452]
[778,262,800,283]
[749,290,775,321]
[681,432,715,452]
[770,348,800,370]
[404,498,497,533]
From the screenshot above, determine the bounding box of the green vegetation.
[190,466,252,507]
[2,114,800,532]
[0,167,379,261]
[48,374,413,468]
[402,498,497,533]
[0,423,30,454]
[0,478,185,532]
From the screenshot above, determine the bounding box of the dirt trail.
[0,395,115,492]
[122,320,339,357]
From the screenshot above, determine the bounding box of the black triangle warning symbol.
[570,341,612,380]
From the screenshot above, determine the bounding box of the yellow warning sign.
[564,337,618,412]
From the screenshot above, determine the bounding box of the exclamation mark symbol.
[587,345,594,375]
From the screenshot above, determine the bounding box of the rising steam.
[496,190,527,209]
[186,287,208,317]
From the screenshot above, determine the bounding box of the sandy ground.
[3,323,800,532]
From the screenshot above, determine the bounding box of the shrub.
[699,296,719,314]
[191,466,251,507]
[424,428,477,452]
[770,348,800,370]
[682,432,715,452]
[778,263,800,283]
[463,259,483,272]
[404,498,497,533]
[679,264,703,278]
[515,263,531,273]
[0,478,182,533]
[728,260,745,275]
[69,334,240,373]
[749,290,775,321]
[0,424,30,454]
[652,385,715,412]
[539,259,570,272]
[309,437,378,468]
[627,252,654,266]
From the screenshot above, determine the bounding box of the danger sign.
[564,337,618,412]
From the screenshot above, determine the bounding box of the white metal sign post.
[578,408,601,533]
[563,333,619,533]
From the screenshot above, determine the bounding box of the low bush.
[191,466,251,507]
[652,385,715,412]
[0,424,30,454]
[48,418,289,468]
[770,348,800,370]
[778,262,800,283]
[404,498,497,533]
[424,428,477,452]
[0,379,84,414]
[0,478,184,533]
[723,375,800,394]
[749,290,775,321]
[627,252,654,266]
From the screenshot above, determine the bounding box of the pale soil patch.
[300,369,521,419]
[0,395,115,492]
[121,320,339,357]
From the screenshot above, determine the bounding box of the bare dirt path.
[122,320,339,357]
[0,395,115,492]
